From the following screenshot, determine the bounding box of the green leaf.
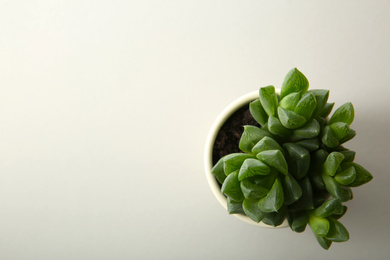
[312,198,343,218]
[316,116,326,129]
[240,177,269,199]
[262,206,287,227]
[338,149,356,162]
[279,92,301,111]
[322,126,339,148]
[339,129,356,144]
[322,174,353,202]
[312,149,329,168]
[308,150,328,191]
[319,102,334,118]
[251,136,284,155]
[329,122,350,140]
[312,191,329,208]
[294,92,317,120]
[280,68,309,99]
[238,158,270,181]
[211,157,227,184]
[296,138,319,152]
[223,153,255,175]
[315,234,332,250]
[307,89,329,118]
[291,119,320,140]
[267,116,292,136]
[287,211,309,233]
[332,206,348,220]
[325,218,349,242]
[259,85,278,117]
[340,162,373,187]
[334,166,356,185]
[249,99,268,126]
[283,174,302,205]
[258,178,284,213]
[239,126,273,154]
[328,102,355,125]
[277,107,307,129]
[221,171,244,201]
[288,177,314,211]
[227,197,245,214]
[243,198,265,223]
[309,215,330,237]
[283,143,310,179]
[323,152,345,176]
[257,150,288,175]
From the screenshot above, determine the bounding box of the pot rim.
[204,89,288,228]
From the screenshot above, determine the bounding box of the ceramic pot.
[204,90,288,228]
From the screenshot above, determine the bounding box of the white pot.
[204,90,288,228]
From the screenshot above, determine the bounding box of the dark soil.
[212,104,260,165]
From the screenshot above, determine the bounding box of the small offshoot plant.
[211,68,373,250]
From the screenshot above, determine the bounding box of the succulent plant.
[211,68,373,250]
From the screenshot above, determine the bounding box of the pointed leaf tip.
[280,68,309,99]
[329,102,355,125]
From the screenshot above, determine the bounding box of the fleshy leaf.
[280,68,309,99]
[315,234,332,250]
[288,177,314,211]
[323,152,345,176]
[312,198,343,218]
[221,171,244,201]
[338,149,356,163]
[309,215,330,237]
[322,126,339,148]
[294,92,317,120]
[332,206,348,220]
[308,89,329,118]
[257,150,288,175]
[252,136,284,155]
[259,85,278,117]
[249,99,268,126]
[291,119,320,140]
[283,174,302,205]
[267,116,292,136]
[283,143,310,179]
[340,162,373,187]
[258,178,284,213]
[328,102,355,125]
[227,197,245,214]
[322,174,353,202]
[334,166,356,185]
[238,158,270,181]
[243,198,265,223]
[329,122,350,140]
[308,149,328,191]
[339,129,356,144]
[296,138,319,152]
[262,206,287,227]
[240,177,269,199]
[279,92,301,111]
[223,153,255,175]
[277,107,307,129]
[319,102,334,118]
[325,218,349,242]
[211,157,227,184]
[239,125,273,154]
[287,211,309,233]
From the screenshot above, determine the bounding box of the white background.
[0,0,389,259]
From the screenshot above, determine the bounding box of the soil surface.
[212,104,260,165]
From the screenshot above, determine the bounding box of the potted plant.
[204,68,373,249]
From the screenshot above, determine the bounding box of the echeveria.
[212,68,372,250]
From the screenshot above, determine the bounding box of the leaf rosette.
[211,68,372,250]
